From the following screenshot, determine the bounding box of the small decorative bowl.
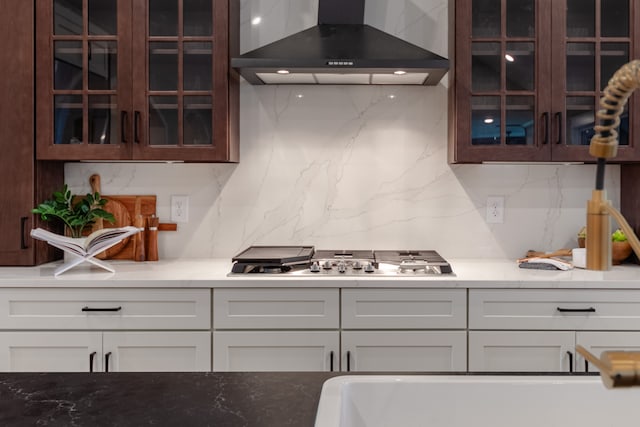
[612,241,633,265]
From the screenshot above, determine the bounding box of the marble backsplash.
[65,0,620,260]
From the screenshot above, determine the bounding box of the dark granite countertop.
[0,372,341,427]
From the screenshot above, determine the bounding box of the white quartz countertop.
[0,258,639,288]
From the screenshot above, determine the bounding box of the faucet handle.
[576,345,640,388]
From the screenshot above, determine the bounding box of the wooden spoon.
[525,248,573,258]
[90,174,132,259]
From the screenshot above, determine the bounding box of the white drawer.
[342,289,467,329]
[213,288,339,329]
[0,288,211,330]
[469,289,640,330]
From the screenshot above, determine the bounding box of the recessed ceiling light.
[276,69,290,74]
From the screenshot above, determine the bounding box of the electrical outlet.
[171,195,189,223]
[486,196,505,224]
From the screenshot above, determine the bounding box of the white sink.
[314,375,640,427]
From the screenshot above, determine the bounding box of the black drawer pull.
[105,352,112,372]
[82,306,122,312]
[346,351,351,372]
[89,351,97,373]
[557,307,596,313]
[20,217,29,249]
[329,351,334,372]
[567,350,573,372]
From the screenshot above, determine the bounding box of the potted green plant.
[611,228,632,265]
[32,184,115,238]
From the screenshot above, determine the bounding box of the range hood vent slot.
[231,0,449,86]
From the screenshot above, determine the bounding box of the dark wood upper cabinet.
[449,0,640,163]
[1,0,63,266]
[35,0,239,162]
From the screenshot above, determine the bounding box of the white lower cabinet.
[0,288,212,372]
[469,289,640,373]
[0,331,211,372]
[213,288,340,372]
[342,331,467,372]
[213,331,339,371]
[341,289,468,372]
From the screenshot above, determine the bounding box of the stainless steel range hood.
[231,0,449,86]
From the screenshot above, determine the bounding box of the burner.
[375,250,453,274]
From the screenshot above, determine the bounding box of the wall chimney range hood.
[231,0,449,86]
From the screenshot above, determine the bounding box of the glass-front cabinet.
[36,0,238,162]
[449,0,640,163]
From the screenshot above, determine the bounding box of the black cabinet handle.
[121,110,128,143]
[542,112,549,145]
[585,360,589,372]
[20,217,28,249]
[82,306,122,312]
[346,351,351,372]
[557,307,596,313]
[567,351,573,372]
[105,352,112,372]
[134,111,141,143]
[555,112,563,144]
[89,351,97,373]
[329,351,334,372]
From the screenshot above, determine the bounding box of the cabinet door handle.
[82,306,122,312]
[557,307,596,313]
[585,360,589,372]
[346,351,351,372]
[20,217,29,249]
[542,112,549,145]
[105,352,112,372]
[121,110,128,143]
[567,351,573,372]
[134,110,141,143]
[89,351,97,373]
[555,111,563,144]
[329,351,334,372]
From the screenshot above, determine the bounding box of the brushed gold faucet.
[579,60,640,388]
[587,60,640,270]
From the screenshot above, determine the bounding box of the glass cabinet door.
[552,0,636,161]
[37,0,132,160]
[132,0,229,161]
[455,0,550,162]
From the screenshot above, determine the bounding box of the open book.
[31,226,141,276]
[31,226,140,257]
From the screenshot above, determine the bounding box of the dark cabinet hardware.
[105,352,112,372]
[556,307,596,313]
[585,360,589,372]
[567,350,573,372]
[329,351,334,372]
[555,112,563,144]
[542,112,549,145]
[346,351,351,372]
[121,111,128,143]
[89,351,96,373]
[134,111,141,143]
[82,306,122,312]
[20,217,28,249]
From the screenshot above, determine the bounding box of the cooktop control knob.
[353,260,362,270]
[337,261,347,273]
[364,262,375,273]
[322,260,333,270]
[310,261,320,273]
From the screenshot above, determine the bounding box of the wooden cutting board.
[99,194,157,260]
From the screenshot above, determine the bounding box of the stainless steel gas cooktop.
[229,247,453,276]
